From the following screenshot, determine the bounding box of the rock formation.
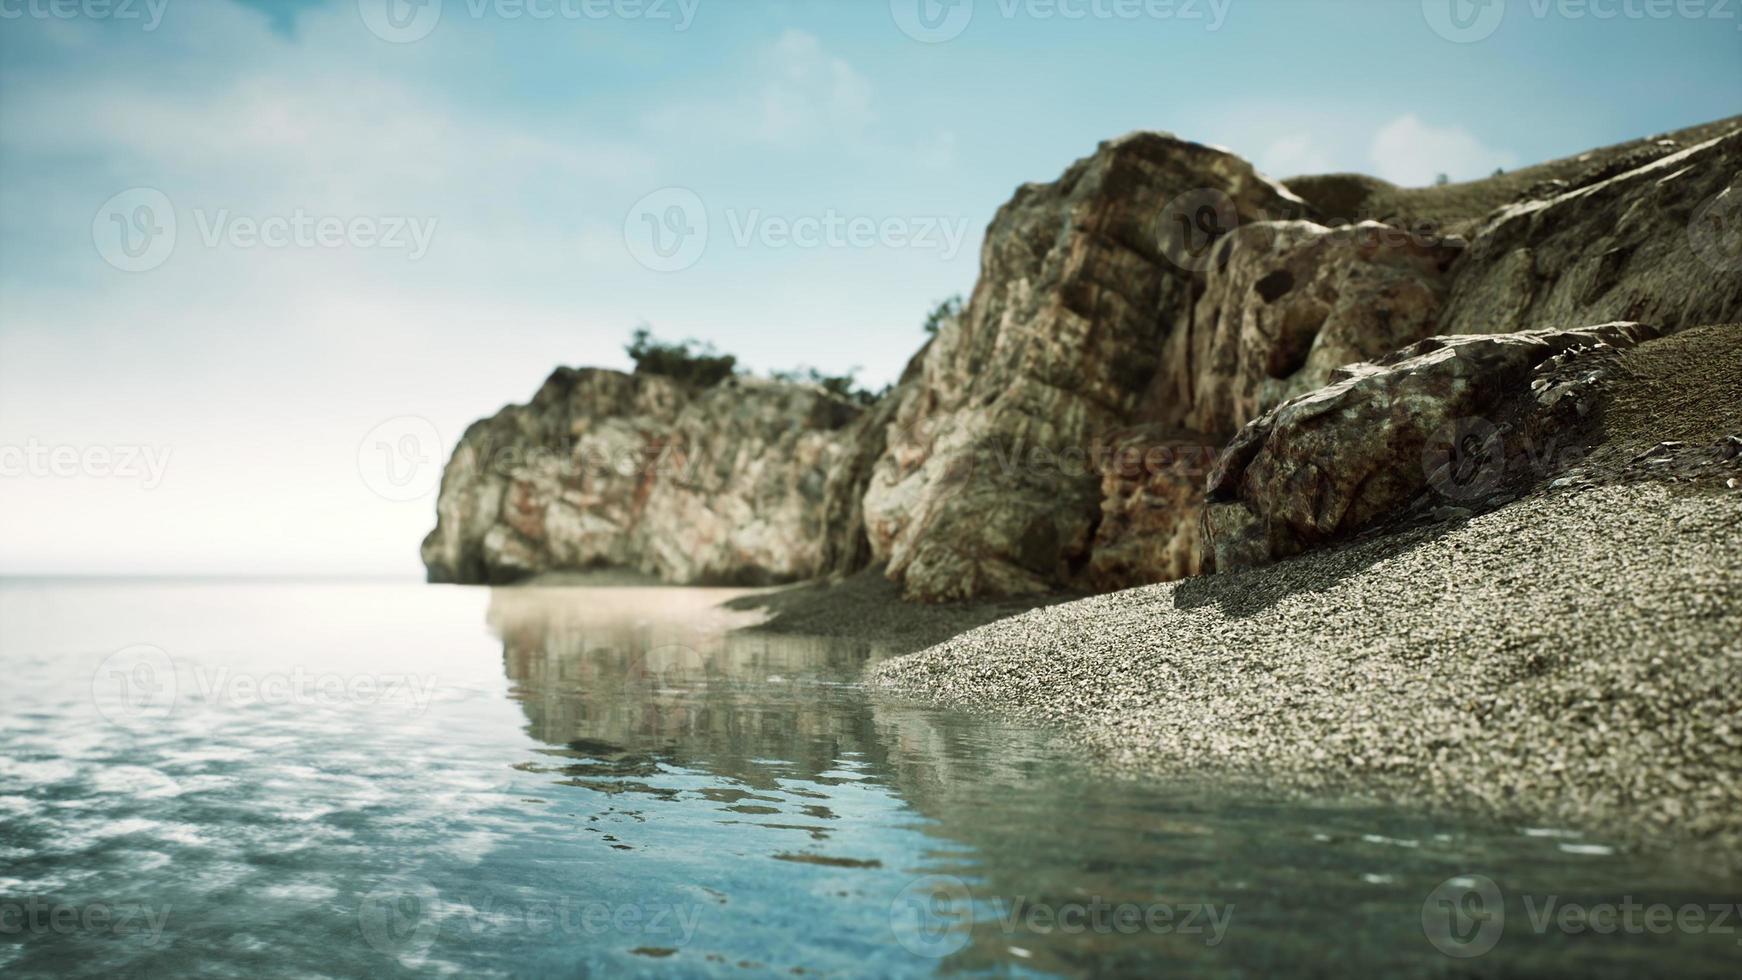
[425,116,1742,599]
[860,132,1309,600]
[1200,322,1665,572]
[1442,131,1742,336]
[421,368,876,585]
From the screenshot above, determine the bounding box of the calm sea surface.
[1,579,1737,977]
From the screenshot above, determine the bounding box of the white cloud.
[1257,134,1333,178]
[758,29,874,144]
[644,29,875,149]
[1369,114,1519,187]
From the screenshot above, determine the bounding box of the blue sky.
[0,0,1736,574]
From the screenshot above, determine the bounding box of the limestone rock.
[421,368,869,585]
[1202,322,1666,572]
[862,132,1309,600]
[1084,426,1216,588]
[1442,131,1742,336]
[1162,219,1465,438]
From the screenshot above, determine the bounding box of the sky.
[0,0,1736,575]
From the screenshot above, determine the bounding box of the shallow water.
[1,579,1737,978]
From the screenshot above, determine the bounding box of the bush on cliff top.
[770,366,888,407]
[625,327,737,387]
[624,327,886,405]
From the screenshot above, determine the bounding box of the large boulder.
[1201,321,1666,572]
[1157,219,1466,439]
[862,132,1310,601]
[421,368,870,585]
[1442,131,1742,336]
[1077,218,1464,587]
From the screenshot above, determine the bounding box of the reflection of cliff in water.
[488,585,1059,798]
[489,586,899,788]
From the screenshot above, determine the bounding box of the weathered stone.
[862,132,1309,600]
[1084,426,1218,587]
[1161,219,1465,438]
[421,368,868,585]
[1442,132,1742,336]
[425,122,1742,600]
[1201,321,1666,573]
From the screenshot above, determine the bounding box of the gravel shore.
[870,482,1742,865]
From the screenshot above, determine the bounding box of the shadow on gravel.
[726,566,1080,655]
[1170,517,1462,620]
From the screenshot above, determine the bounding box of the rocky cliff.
[421,368,878,585]
[425,116,1741,598]
[860,133,1309,600]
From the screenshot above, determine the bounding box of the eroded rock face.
[1160,219,1466,438]
[862,132,1309,600]
[1078,216,1464,589]
[1443,132,1742,336]
[426,124,1741,599]
[1084,426,1217,588]
[1201,321,1666,572]
[420,368,870,585]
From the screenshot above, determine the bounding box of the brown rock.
[421,368,869,585]
[862,132,1310,600]
[1202,322,1665,572]
[1162,219,1465,438]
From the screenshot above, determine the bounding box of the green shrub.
[923,294,965,335]
[625,327,737,387]
[771,365,886,407]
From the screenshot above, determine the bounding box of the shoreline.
[866,479,1742,872]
